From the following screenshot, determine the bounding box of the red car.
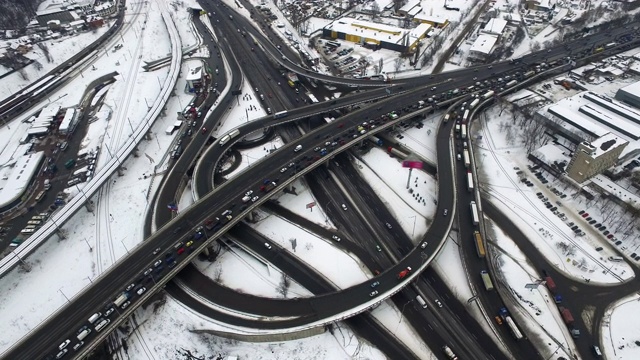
[338,123,344,128]
[581,213,589,218]
[177,247,185,255]
[607,234,614,239]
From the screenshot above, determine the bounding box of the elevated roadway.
[5,16,640,359]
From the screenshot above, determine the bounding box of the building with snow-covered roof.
[413,13,449,28]
[186,66,203,92]
[38,104,61,121]
[323,18,431,53]
[0,152,45,212]
[398,0,421,16]
[525,0,552,11]
[94,2,116,17]
[545,91,640,141]
[615,81,640,109]
[481,18,508,36]
[468,34,498,60]
[69,19,85,30]
[567,133,628,183]
[58,108,77,134]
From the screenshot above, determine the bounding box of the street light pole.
[121,239,129,254]
[59,288,70,303]
[409,215,416,238]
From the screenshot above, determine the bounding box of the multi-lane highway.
[5,4,640,358]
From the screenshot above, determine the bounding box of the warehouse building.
[323,18,431,53]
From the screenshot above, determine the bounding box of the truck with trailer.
[559,307,574,325]
[368,136,383,146]
[545,276,557,292]
[397,267,412,280]
[469,98,480,109]
[113,292,131,308]
[481,270,494,291]
[482,90,495,99]
[500,308,524,340]
[387,147,408,159]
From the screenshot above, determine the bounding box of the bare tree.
[37,43,53,63]
[33,60,43,71]
[370,1,380,18]
[276,273,291,297]
[394,57,403,73]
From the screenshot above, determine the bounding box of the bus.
[480,270,494,290]
[474,230,486,258]
[274,110,289,119]
[462,110,470,123]
[470,202,480,226]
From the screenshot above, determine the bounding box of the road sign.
[402,160,423,169]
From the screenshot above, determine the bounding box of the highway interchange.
[4,2,640,360]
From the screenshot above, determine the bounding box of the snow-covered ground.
[602,292,640,360]
[3,0,640,357]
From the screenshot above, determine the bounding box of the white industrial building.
[468,18,508,61]
[544,91,640,141]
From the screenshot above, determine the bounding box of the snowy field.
[3,0,640,357]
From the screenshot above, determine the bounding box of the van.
[94,318,110,332]
[242,196,251,203]
[88,312,102,324]
[76,327,91,341]
[35,191,46,203]
[609,256,623,262]
[416,295,428,308]
[294,145,302,152]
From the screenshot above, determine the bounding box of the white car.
[154,260,162,267]
[251,196,259,202]
[245,190,253,197]
[421,242,428,249]
[280,167,288,173]
[341,204,347,211]
[125,283,135,292]
[143,268,153,276]
[435,299,443,308]
[136,287,147,296]
[264,242,272,250]
[332,235,341,242]
[58,339,70,350]
[369,291,379,297]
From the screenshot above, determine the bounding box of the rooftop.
[482,18,508,35]
[469,34,498,55]
[0,152,45,209]
[587,132,628,157]
[325,18,408,45]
